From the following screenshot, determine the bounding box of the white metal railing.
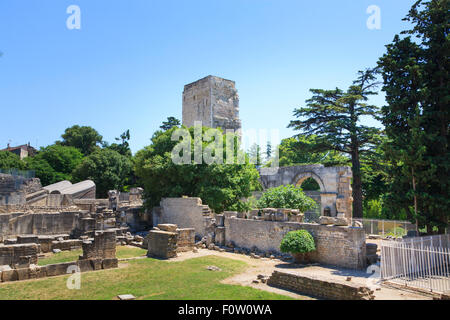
[380,234,450,293]
[354,218,417,238]
[398,234,450,249]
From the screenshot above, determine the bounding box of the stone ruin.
[145,224,195,259]
[0,173,152,283]
[0,173,150,242]
[153,197,368,270]
[259,164,354,222]
[0,229,118,283]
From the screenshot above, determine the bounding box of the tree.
[0,151,26,170]
[265,141,272,161]
[72,148,132,198]
[248,143,262,167]
[24,145,84,186]
[288,70,382,218]
[24,157,60,186]
[257,185,317,213]
[105,129,132,157]
[58,125,103,155]
[160,117,181,131]
[134,127,261,213]
[277,135,350,168]
[377,0,449,233]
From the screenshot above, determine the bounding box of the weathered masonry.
[259,165,353,220]
[182,75,242,132]
[155,197,367,270]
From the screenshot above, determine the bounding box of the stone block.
[102,258,118,269]
[1,269,18,282]
[90,259,103,270]
[147,230,178,259]
[77,259,94,272]
[157,224,178,232]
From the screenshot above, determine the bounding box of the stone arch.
[293,172,326,192]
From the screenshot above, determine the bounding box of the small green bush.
[280,230,316,254]
[257,185,317,212]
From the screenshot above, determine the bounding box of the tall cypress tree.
[288,70,382,218]
[378,0,449,233]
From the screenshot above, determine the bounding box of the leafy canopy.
[0,151,26,170]
[134,126,261,213]
[58,125,103,156]
[257,185,317,213]
[72,148,132,198]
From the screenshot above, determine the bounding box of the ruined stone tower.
[182,75,241,132]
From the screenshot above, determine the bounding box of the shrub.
[280,230,316,254]
[257,185,317,212]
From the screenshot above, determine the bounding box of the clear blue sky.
[0,0,415,154]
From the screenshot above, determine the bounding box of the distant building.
[1,143,37,160]
[182,75,242,133]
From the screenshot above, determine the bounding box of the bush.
[257,185,317,212]
[280,230,316,254]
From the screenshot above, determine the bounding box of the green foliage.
[300,177,320,191]
[265,141,272,161]
[24,145,84,186]
[287,70,383,218]
[134,127,261,213]
[72,148,132,198]
[248,143,262,167]
[277,136,349,168]
[105,129,132,157]
[280,230,316,254]
[160,117,181,131]
[377,0,450,233]
[257,185,317,212]
[58,125,103,155]
[0,151,26,170]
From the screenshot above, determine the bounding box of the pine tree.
[288,70,382,218]
[378,0,449,233]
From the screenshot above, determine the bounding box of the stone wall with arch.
[259,164,353,220]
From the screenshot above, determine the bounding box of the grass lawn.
[0,256,294,300]
[38,246,147,266]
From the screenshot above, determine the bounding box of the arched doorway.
[296,174,323,223]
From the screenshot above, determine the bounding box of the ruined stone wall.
[0,243,39,267]
[0,211,80,240]
[225,218,366,270]
[267,270,374,300]
[0,174,43,206]
[157,198,211,238]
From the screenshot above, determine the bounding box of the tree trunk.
[351,146,363,218]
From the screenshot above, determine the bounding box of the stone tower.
[182,75,241,132]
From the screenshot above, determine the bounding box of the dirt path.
[170,249,432,300]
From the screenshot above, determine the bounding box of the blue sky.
[0,0,415,154]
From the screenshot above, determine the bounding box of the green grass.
[0,256,295,300]
[38,246,147,266]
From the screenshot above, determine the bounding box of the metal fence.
[380,234,450,293]
[353,218,417,238]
